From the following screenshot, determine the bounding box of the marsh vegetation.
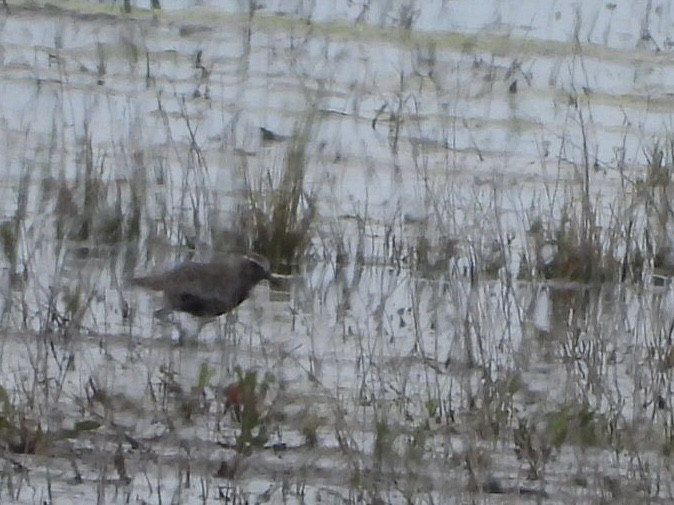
[1,1,674,504]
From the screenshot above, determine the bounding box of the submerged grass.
[3,3,674,505]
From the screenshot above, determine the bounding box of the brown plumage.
[130,253,272,319]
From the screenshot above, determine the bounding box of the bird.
[130,252,272,342]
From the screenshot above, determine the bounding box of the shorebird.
[130,252,272,342]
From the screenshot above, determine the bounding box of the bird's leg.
[177,325,190,346]
[191,317,216,344]
[196,320,207,339]
[223,312,239,342]
[153,308,191,345]
[153,308,172,322]
[179,318,214,346]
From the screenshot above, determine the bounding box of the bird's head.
[244,252,273,282]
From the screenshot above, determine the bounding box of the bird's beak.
[267,272,288,290]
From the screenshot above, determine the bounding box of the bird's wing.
[130,262,211,291]
[171,291,231,317]
[171,261,248,314]
[131,257,251,313]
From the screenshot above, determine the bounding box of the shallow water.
[1,1,674,504]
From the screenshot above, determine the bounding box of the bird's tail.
[128,275,166,290]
